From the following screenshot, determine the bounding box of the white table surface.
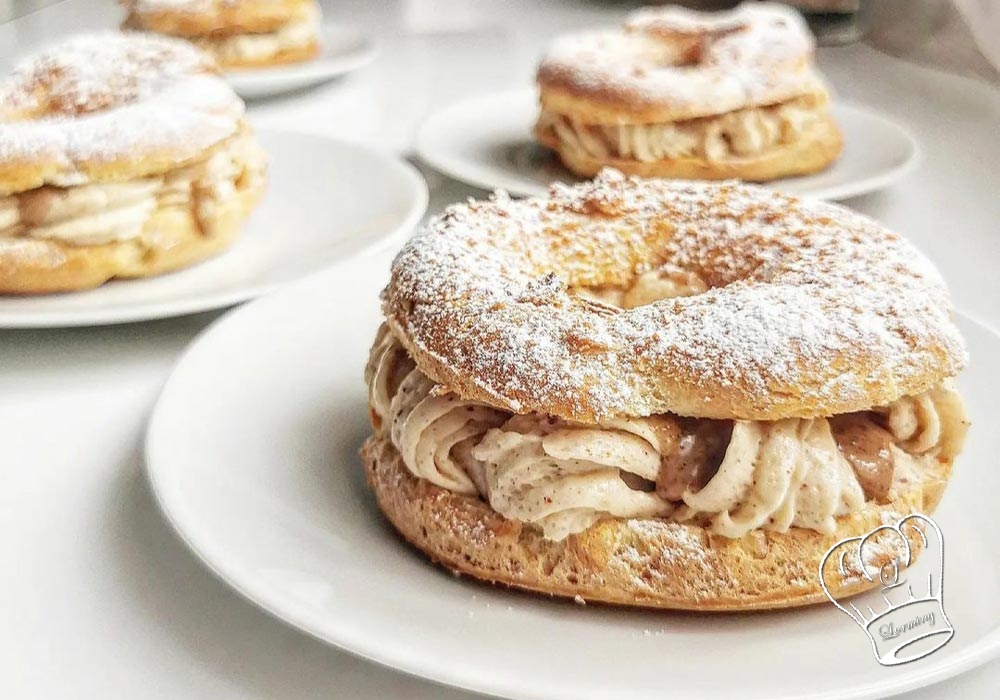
[2,1,999,698]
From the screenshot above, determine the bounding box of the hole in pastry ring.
[537,2,823,123]
[0,32,244,194]
[382,170,966,423]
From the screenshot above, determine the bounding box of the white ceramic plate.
[147,261,1000,700]
[227,25,377,99]
[0,130,426,328]
[416,88,920,201]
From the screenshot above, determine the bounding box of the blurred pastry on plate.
[122,0,321,69]
[0,32,267,294]
[361,170,968,611]
[535,2,842,181]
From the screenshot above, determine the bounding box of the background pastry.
[535,2,842,181]
[362,170,968,611]
[0,32,267,294]
[122,0,322,69]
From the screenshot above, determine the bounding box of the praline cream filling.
[537,96,828,164]
[0,129,265,246]
[368,266,968,542]
[367,324,967,542]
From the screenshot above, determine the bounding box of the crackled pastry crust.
[0,33,265,293]
[382,172,965,423]
[0,33,245,194]
[362,434,950,611]
[535,3,841,180]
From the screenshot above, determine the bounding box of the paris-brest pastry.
[0,32,266,293]
[535,3,842,181]
[122,0,322,69]
[361,170,968,610]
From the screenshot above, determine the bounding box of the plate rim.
[226,24,378,95]
[144,274,1000,700]
[415,87,921,201]
[0,129,427,329]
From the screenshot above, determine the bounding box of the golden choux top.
[381,170,966,423]
[537,2,827,124]
[0,32,244,195]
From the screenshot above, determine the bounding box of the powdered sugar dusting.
[538,2,822,118]
[0,32,242,190]
[384,170,966,421]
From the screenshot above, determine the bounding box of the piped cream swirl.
[472,414,674,541]
[367,327,968,541]
[367,325,507,494]
[16,179,160,245]
[0,128,265,245]
[880,381,967,459]
[538,96,827,164]
[677,419,865,537]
